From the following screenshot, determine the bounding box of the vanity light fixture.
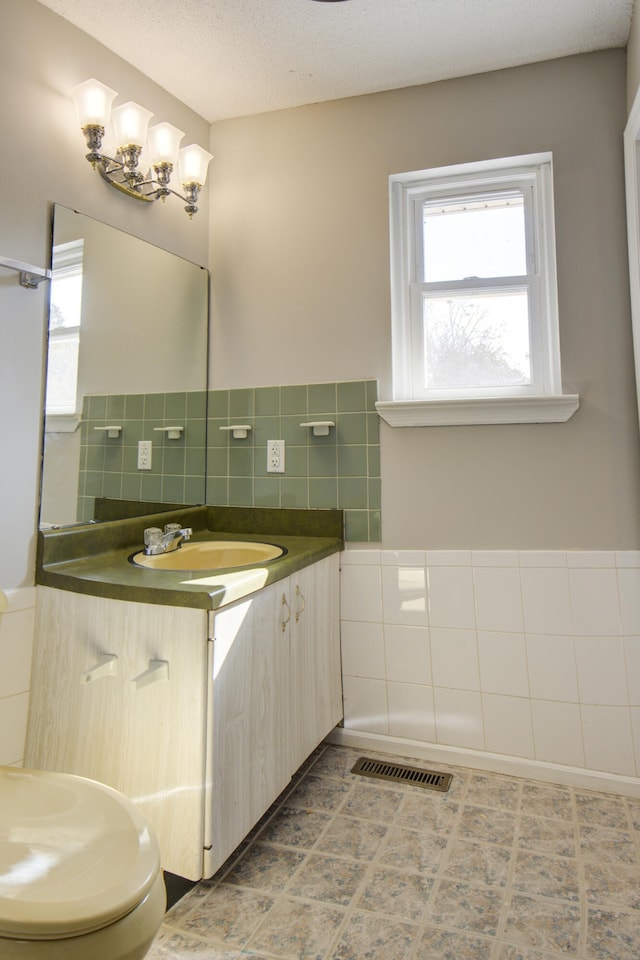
[70,79,213,218]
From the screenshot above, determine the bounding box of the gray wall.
[0,0,209,588]
[209,51,640,549]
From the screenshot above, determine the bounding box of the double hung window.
[380,153,578,425]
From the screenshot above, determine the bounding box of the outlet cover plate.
[267,439,285,473]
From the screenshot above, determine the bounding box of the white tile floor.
[147,744,640,959]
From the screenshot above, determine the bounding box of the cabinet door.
[25,587,208,880]
[208,580,290,874]
[288,554,343,774]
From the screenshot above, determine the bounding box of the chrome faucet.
[143,524,193,556]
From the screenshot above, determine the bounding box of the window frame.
[380,153,578,426]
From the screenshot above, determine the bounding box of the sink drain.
[351,757,452,792]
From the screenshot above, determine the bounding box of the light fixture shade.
[71,78,118,128]
[147,122,185,166]
[111,101,153,149]
[178,144,213,186]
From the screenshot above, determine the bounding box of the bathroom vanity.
[25,506,343,880]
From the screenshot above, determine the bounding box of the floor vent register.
[351,756,452,793]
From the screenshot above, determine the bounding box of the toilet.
[0,766,166,959]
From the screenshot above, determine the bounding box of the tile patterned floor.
[147,744,640,959]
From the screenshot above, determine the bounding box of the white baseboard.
[326,727,640,799]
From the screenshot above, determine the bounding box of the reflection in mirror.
[40,205,209,528]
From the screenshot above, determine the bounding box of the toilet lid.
[0,767,161,939]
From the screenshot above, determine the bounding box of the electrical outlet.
[137,440,152,470]
[267,439,285,473]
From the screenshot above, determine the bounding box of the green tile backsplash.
[207,380,380,542]
[77,380,380,541]
[78,391,207,522]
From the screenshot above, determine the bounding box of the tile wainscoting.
[77,379,381,541]
[336,548,640,795]
[207,379,380,542]
[0,587,36,765]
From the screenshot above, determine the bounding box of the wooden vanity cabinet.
[25,588,209,879]
[25,554,342,881]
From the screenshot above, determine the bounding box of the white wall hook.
[300,421,335,436]
[220,424,252,439]
[81,654,118,683]
[132,659,169,689]
[154,425,184,439]
[94,425,122,438]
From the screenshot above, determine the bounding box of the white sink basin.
[131,540,285,571]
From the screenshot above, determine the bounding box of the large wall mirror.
[39,204,209,528]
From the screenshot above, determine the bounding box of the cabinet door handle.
[281,594,291,632]
[295,584,306,622]
[132,659,169,689]
[81,654,118,684]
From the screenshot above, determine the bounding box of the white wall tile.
[381,550,425,566]
[581,705,635,776]
[340,620,385,679]
[624,637,640,706]
[569,569,621,636]
[471,551,519,567]
[387,682,435,740]
[431,628,480,691]
[0,692,29,765]
[425,551,472,566]
[384,624,431,685]
[477,631,529,697]
[520,567,573,635]
[531,700,585,767]
[482,694,534,758]
[474,567,523,633]
[342,676,388,734]
[526,634,578,702]
[616,551,640,568]
[434,687,484,750]
[381,564,428,626]
[340,564,383,622]
[427,566,476,630]
[0,607,34,699]
[519,552,567,568]
[340,548,382,565]
[339,552,640,780]
[567,551,616,568]
[575,636,628,705]
[618,568,640,635]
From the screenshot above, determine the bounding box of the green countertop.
[37,505,344,611]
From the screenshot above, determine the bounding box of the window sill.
[375,394,580,427]
[45,414,81,434]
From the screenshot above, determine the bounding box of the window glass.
[422,290,531,389]
[423,192,527,282]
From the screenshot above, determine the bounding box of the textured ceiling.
[37,0,634,122]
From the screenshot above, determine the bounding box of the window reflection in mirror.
[45,239,84,418]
